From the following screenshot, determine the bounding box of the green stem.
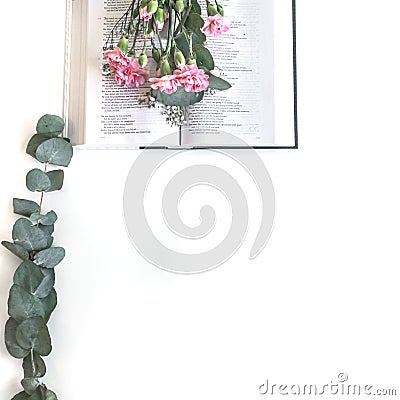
[165,6,175,56]
[30,348,36,378]
[38,163,47,216]
[174,3,192,36]
[141,22,148,53]
[129,2,142,55]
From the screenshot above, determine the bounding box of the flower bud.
[117,35,129,54]
[175,0,184,13]
[207,3,218,16]
[161,58,172,75]
[174,49,186,69]
[155,8,165,30]
[139,53,148,67]
[152,47,161,62]
[216,4,224,16]
[186,57,197,66]
[155,7,164,23]
[147,0,158,14]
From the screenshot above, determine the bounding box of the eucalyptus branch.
[2,114,74,400]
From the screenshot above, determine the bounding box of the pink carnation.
[119,58,150,88]
[202,14,231,37]
[174,65,209,93]
[104,46,130,72]
[140,6,153,21]
[105,47,149,88]
[149,75,182,94]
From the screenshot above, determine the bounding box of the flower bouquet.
[103,0,232,126]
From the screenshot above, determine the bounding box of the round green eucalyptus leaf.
[35,138,73,167]
[36,115,65,137]
[185,12,205,33]
[207,73,232,91]
[26,169,51,192]
[26,134,50,160]
[2,241,30,261]
[12,218,49,252]
[16,317,52,356]
[23,351,47,378]
[157,87,204,106]
[46,170,64,192]
[193,44,214,70]
[40,289,57,323]
[13,199,40,217]
[13,260,54,299]
[11,391,30,400]
[30,211,58,226]
[21,378,40,395]
[191,0,202,14]
[45,389,58,400]
[5,318,30,359]
[34,247,65,269]
[25,387,44,400]
[8,285,46,322]
[38,223,55,237]
[175,32,204,59]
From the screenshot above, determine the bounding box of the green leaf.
[13,199,40,217]
[5,318,30,359]
[21,378,40,395]
[8,285,46,322]
[192,0,202,14]
[26,135,50,160]
[185,12,205,33]
[13,260,55,299]
[36,115,65,137]
[40,289,57,323]
[23,351,47,378]
[26,169,51,192]
[34,247,65,269]
[193,44,214,70]
[30,211,58,226]
[39,224,54,237]
[46,170,64,192]
[2,241,30,260]
[16,317,52,356]
[44,390,58,400]
[175,32,204,59]
[157,87,204,106]
[11,392,30,400]
[207,72,232,91]
[12,218,49,252]
[35,138,73,167]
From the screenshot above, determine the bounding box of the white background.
[1,0,400,399]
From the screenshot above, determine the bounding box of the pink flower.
[120,58,150,88]
[149,75,182,94]
[174,65,209,93]
[105,47,149,88]
[201,14,231,37]
[140,6,153,21]
[104,46,130,72]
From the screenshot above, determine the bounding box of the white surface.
[1,1,400,399]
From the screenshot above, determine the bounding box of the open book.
[64,0,297,149]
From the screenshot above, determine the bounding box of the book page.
[85,0,178,147]
[181,0,275,147]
